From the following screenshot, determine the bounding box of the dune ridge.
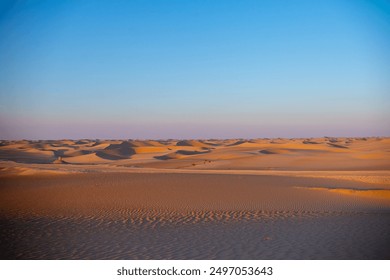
[1,137,388,170]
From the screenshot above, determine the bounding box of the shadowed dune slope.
[95,141,136,160]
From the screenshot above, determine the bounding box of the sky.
[0,0,389,139]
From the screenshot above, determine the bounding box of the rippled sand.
[1,172,389,259]
[2,212,390,259]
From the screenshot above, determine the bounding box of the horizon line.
[1,136,388,142]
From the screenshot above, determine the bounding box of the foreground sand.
[0,137,389,259]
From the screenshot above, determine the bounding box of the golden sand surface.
[0,137,389,259]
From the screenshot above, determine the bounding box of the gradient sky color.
[0,0,389,139]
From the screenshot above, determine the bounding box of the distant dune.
[0,137,389,170]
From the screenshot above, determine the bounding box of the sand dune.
[175,140,211,148]
[95,141,136,160]
[0,137,389,259]
[1,137,388,170]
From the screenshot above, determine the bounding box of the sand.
[0,137,389,259]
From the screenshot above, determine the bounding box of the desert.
[0,137,389,259]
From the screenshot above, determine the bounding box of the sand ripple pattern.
[1,211,390,260]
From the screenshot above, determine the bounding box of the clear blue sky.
[0,0,389,139]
